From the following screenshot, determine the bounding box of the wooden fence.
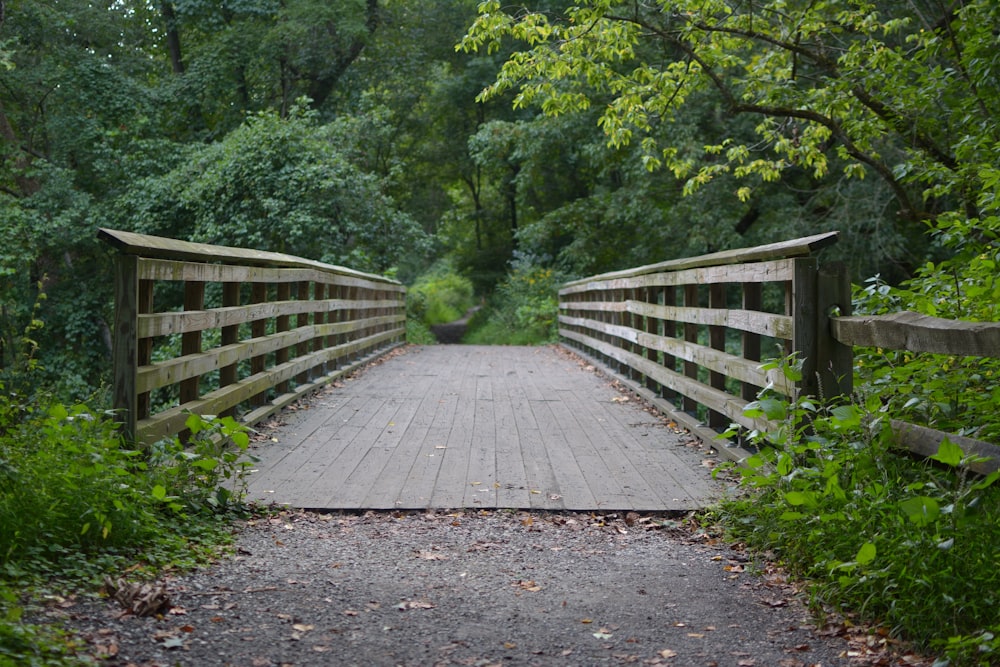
[99,228,406,447]
[559,232,1000,472]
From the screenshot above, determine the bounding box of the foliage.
[406,264,476,327]
[717,360,1000,665]
[0,586,82,667]
[464,256,563,345]
[851,265,1000,444]
[108,104,428,274]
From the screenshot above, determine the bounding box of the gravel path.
[35,509,917,667]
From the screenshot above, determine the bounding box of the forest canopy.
[0,0,998,396]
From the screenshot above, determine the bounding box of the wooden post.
[816,262,853,398]
[179,281,205,407]
[296,281,311,384]
[250,282,268,407]
[112,254,139,445]
[791,257,819,398]
[137,279,154,423]
[313,281,327,377]
[661,285,676,400]
[683,284,699,413]
[644,287,661,395]
[220,281,240,418]
[275,282,291,394]
[741,282,762,402]
[708,283,727,428]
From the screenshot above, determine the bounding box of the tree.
[460,0,1000,290]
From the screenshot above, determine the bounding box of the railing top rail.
[560,231,839,289]
[97,227,401,286]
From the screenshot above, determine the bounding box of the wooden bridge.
[98,228,1000,513]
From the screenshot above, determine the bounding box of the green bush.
[407,264,475,326]
[717,358,1000,666]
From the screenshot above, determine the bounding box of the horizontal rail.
[558,234,850,463]
[831,310,1000,357]
[561,232,999,470]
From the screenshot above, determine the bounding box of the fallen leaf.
[581,618,593,624]
[415,550,448,561]
[343,610,359,616]
[503,642,517,649]
[516,580,542,592]
[593,632,613,639]
[292,624,314,633]
[660,649,678,658]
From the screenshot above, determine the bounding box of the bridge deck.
[244,345,721,511]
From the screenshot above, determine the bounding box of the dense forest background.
[1,0,997,400]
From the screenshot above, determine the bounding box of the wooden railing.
[99,228,406,447]
[559,233,1000,471]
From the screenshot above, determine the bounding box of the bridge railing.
[99,228,406,447]
[559,232,1000,471]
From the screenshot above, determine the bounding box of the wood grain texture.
[831,311,1000,357]
[243,346,722,511]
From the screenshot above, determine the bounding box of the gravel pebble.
[37,509,865,667]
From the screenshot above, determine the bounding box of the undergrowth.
[715,357,1000,666]
[0,379,255,664]
[464,257,562,345]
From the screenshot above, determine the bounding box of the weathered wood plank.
[99,228,401,286]
[831,311,1000,358]
[139,302,403,337]
[891,420,1000,475]
[243,346,720,510]
[137,258,406,292]
[559,258,797,296]
[561,231,838,287]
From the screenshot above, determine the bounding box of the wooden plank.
[708,283,727,428]
[831,311,1000,358]
[138,300,403,337]
[741,282,762,402]
[559,258,798,296]
[136,258,406,292]
[561,231,838,287]
[112,254,139,444]
[892,420,1000,475]
[98,227,401,286]
[622,301,793,339]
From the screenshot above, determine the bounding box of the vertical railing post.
[296,281,310,384]
[708,283,727,428]
[741,282,762,402]
[179,281,205,407]
[682,284,699,413]
[112,254,139,444]
[313,281,327,377]
[817,262,853,398]
[220,281,240,418]
[792,257,819,398]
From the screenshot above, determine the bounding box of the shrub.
[717,358,1000,666]
[464,257,563,345]
[407,264,475,326]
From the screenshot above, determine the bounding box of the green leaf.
[900,496,941,526]
[855,542,877,565]
[784,491,815,507]
[192,458,219,471]
[929,437,964,468]
[151,484,167,501]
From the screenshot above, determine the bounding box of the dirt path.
[430,307,480,344]
[36,510,922,667]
